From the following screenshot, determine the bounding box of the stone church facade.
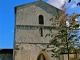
[13,0,61,60]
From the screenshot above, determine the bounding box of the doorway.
[37,53,46,60]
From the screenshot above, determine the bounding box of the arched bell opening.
[39,15,44,24]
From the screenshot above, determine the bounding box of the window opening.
[39,15,44,24]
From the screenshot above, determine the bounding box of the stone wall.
[15,3,59,26]
[61,54,80,60]
[0,54,13,60]
[14,44,58,60]
[14,1,60,60]
[15,25,58,43]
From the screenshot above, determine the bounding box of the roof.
[15,1,59,10]
[15,1,60,15]
[0,49,13,54]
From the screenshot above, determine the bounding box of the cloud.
[75,18,78,21]
[76,0,78,3]
[71,4,77,8]
[70,0,80,8]
[76,0,80,3]
[47,0,66,9]
[66,21,70,27]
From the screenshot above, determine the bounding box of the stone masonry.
[14,1,60,60]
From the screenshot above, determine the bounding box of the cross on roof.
[38,0,42,1]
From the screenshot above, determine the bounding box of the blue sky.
[0,0,80,49]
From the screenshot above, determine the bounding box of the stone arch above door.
[36,51,49,60]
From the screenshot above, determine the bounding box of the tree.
[46,3,80,60]
[68,0,80,6]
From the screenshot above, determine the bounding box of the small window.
[39,15,44,24]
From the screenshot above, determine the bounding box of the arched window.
[37,54,46,60]
[39,15,44,24]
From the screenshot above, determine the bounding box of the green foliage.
[68,0,71,3]
[46,3,80,60]
[68,0,80,6]
[77,2,80,6]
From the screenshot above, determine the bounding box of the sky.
[0,0,80,49]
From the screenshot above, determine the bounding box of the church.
[13,0,80,60]
[0,0,80,60]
